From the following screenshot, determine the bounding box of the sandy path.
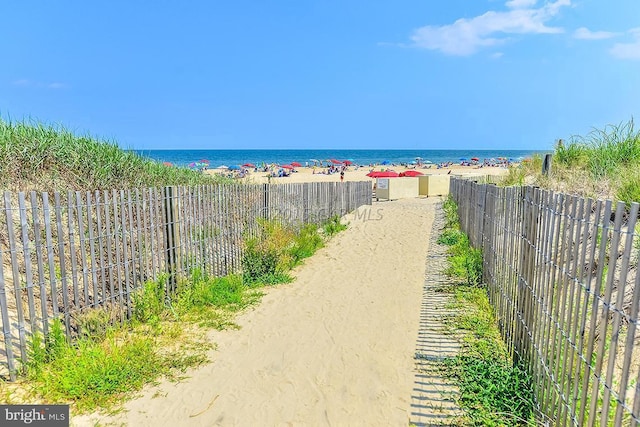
[75,198,438,426]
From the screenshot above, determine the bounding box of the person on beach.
[340,170,344,182]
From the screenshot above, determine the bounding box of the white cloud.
[610,28,640,60]
[506,0,538,9]
[491,52,505,59]
[573,27,618,40]
[410,0,571,56]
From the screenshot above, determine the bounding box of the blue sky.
[1,0,639,150]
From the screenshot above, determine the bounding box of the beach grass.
[0,117,227,192]
[501,119,640,204]
[438,196,536,426]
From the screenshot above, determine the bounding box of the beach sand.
[73,198,448,426]
[204,163,510,184]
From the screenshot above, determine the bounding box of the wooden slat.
[587,200,623,426]
[75,191,90,308]
[86,192,100,308]
[30,192,49,336]
[53,192,71,338]
[17,193,37,334]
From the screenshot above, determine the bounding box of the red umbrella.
[281,164,294,169]
[400,170,424,177]
[330,159,343,165]
[290,162,302,167]
[343,160,352,166]
[471,157,480,162]
[242,163,255,168]
[367,171,398,178]
[199,159,210,164]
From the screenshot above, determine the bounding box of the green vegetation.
[500,119,640,204]
[438,197,536,426]
[16,216,347,413]
[242,216,344,285]
[0,117,225,192]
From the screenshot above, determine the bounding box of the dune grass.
[0,117,225,192]
[501,119,640,204]
[437,196,536,426]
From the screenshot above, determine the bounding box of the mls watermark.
[1,405,69,426]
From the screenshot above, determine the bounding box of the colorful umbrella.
[342,160,353,166]
[330,159,343,165]
[290,162,302,167]
[366,171,398,178]
[281,164,294,169]
[242,163,255,168]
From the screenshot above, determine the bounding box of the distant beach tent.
[399,170,424,177]
[290,162,302,167]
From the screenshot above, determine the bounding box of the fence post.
[163,186,180,293]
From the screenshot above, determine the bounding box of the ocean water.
[133,149,550,168]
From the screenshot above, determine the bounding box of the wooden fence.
[0,181,372,380]
[451,177,640,426]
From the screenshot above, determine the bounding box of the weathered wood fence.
[0,181,372,380]
[451,177,640,426]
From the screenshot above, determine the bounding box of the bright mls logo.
[1,405,69,426]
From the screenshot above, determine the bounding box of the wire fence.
[451,177,640,426]
[0,180,372,380]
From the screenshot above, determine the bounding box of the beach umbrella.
[290,162,302,167]
[342,160,352,166]
[199,159,210,164]
[281,164,294,169]
[367,171,398,178]
[228,165,240,170]
[330,159,343,165]
[216,165,229,170]
[310,159,320,164]
[471,157,480,162]
[423,160,433,164]
[381,160,390,165]
[242,163,255,168]
[400,170,424,177]
[375,171,399,178]
[459,158,467,161]
[415,157,422,160]
[188,162,197,169]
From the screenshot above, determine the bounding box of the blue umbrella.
[228,165,240,170]
[459,158,467,161]
[381,160,390,165]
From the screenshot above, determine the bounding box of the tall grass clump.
[0,117,225,192]
[242,216,344,285]
[437,197,536,425]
